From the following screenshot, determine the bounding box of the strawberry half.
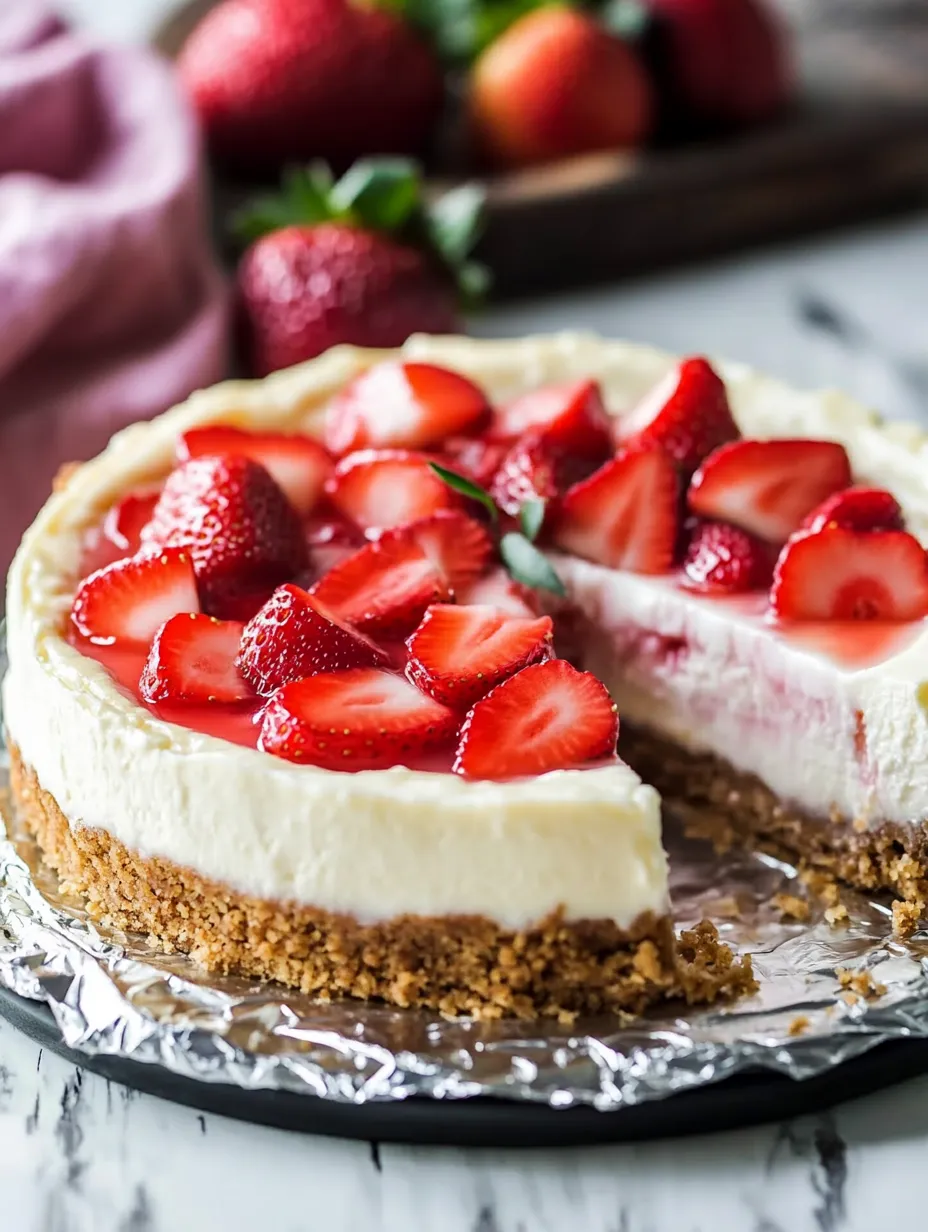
[179,426,333,515]
[453,659,618,779]
[71,549,199,645]
[554,445,679,574]
[490,379,613,460]
[303,512,366,578]
[325,362,489,456]
[801,486,905,535]
[682,519,773,594]
[615,357,739,476]
[311,536,450,637]
[102,489,160,555]
[490,436,561,520]
[406,604,554,708]
[379,510,494,591]
[140,613,251,704]
[238,582,386,695]
[770,527,928,622]
[142,455,307,620]
[260,669,459,769]
[458,567,541,617]
[441,436,508,488]
[688,438,852,544]
[325,449,457,532]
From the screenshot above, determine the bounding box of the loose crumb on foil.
[788,1015,810,1037]
[836,967,887,1001]
[772,892,811,923]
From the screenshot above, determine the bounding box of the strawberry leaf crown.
[378,0,650,64]
[233,159,490,305]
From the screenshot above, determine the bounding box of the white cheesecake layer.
[6,332,928,923]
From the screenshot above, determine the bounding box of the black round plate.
[3,986,927,1147]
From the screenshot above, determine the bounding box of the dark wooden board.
[156,5,928,297]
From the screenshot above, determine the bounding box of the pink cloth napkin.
[0,1,228,576]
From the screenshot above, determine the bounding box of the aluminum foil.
[3,755,928,1109]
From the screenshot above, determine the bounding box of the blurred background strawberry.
[233,159,487,374]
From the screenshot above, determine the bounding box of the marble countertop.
[4,3,928,1228]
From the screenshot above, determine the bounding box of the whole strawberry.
[234,160,486,377]
[178,0,444,176]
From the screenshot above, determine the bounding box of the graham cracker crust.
[7,746,752,1020]
[621,725,928,912]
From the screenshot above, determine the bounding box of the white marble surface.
[3,3,928,1229]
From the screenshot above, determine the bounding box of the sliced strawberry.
[142,455,307,620]
[238,582,386,695]
[554,446,679,574]
[491,436,560,519]
[453,659,618,779]
[615,357,739,475]
[102,489,161,555]
[490,379,613,460]
[458,567,541,617]
[179,426,332,515]
[770,527,928,621]
[325,449,457,532]
[689,438,852,544]
[140,613,250,704]
[325,362,490,456]
[71,549,199,645]
[260,668,459,769]
[303,512,366,578]
[682,519,773,594]
[311,536,450,637]
[406,604,554,708]
[801,486,905,535]
[379,511,494,591]
[441,436,508,488]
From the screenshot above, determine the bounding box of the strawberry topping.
[311,536,450,637]
[801,486,905,535]
[260,669,459,769]
[143,455,307,620]
[140,613,251,704]
[615,358,739,475]
[179,426,332,515]
[555,446,679,574]
[770,527,928,621]
[325,449,457,531]
[325,362,489,456]
[682,520,774,593]
[71,549,199,645]
[238,582,387,695]
[458,567,541,617]
[490,379,613,460]
[490,436,561,520]
[302,512,367,578]
[688,438,852,544]
[441,436,508,488]
[378,510,494,591]
[406,604,554,708]
[102,490,160,555]
[453,659,619,779]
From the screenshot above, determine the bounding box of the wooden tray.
[157,4,928,297]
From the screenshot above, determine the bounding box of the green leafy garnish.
[519,498,545,543]
[500,533,566,597]
[428,463,498,522]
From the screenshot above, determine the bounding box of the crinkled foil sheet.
[3,764,928,1110]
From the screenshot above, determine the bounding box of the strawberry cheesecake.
[7,332,928,1019]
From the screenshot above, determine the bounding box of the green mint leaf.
[330,158,422,232]
[427,183,486,268]
[500,533,565,596]
[519,499,545,542]
[428,462,498,522]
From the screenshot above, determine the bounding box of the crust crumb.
[788,1014,810,1037]
[892,899,922,938]
[772,892,811,923]
[824,903,849,926]
[836,967,887,1001]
